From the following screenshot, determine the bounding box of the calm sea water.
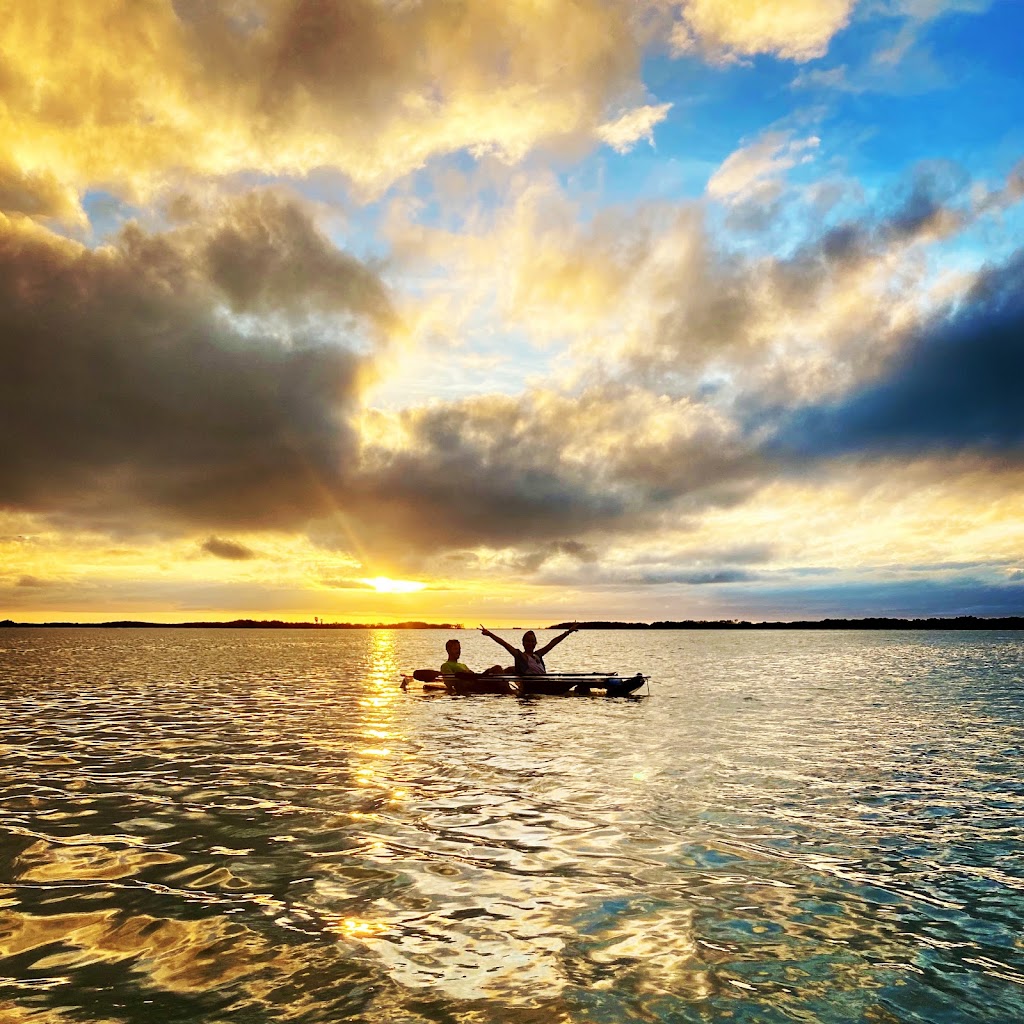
[1,628,1023,1024]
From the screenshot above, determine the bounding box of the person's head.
[445,638,461,660]
[523,630,536,651]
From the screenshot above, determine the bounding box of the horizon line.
[3,616,1024,630]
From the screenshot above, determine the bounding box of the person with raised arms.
[479,624,578,675]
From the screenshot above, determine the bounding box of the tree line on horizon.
[548,616,1024,630]
[4,616,1023,630]
[0,619,462,629]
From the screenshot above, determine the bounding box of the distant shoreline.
[549,617,1024,630]
[0,619,461,630]
[2,616,1023,630]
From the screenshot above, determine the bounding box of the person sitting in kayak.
[479,625,578,675]
[440,638,503,677]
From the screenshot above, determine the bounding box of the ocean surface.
[1,628,1023,1024]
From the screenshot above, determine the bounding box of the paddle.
[411,669,478,682]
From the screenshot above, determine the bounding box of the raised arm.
[536,625,578,658]
[480,626,519,658]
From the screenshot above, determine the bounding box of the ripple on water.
[1,628,1024,1023]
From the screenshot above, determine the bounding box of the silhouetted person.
[440,638,502,677]
[479,625,578,675]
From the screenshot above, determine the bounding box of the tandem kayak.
[401,670,648,697]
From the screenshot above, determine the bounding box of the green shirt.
[440,659,470,675]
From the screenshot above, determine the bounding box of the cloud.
[883,161,969,242]
[0,157,82,223]
[16,575,48,588]
[636,567,759,584]
[597,103,674,153]
[201,191,395,323]
[725,575,1024,619]
[347,160,1024,571]
[1,0,652,200]
[517,535,780,588]
[0,194,393,533]
[201,537,259,561]
[791,0,997,96]
[670,0,857,63]
[890,0,995,15]
[512,540,600,574]
[348,386,766,558]
[335,158,1024,579]
[514,195,915,407]
[791,65,862,93]
[707,132,820,204]
[773,250,1024,458]
[525,159,1024,417]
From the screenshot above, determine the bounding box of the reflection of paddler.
[479,625,578,675]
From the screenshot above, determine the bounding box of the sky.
[2,0,1024,625]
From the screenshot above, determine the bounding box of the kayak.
[575,673,648,697]
[401,670,648,697]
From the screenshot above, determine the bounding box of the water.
[1,628,1023,1023]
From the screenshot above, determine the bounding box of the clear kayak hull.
[401,671,648,696]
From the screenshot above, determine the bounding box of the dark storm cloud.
[0,196,393,532]
[511,541,599,575]
[634,567,760,585]
[202,191,393,323]
[781,159,1012,282]
[882,160,969,242]
[567,541,776,586]
[355,400,631,547]
[201,537,258,561]
[349,389,768,554]
[772,251,1024,458]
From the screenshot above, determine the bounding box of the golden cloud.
[0,0,647,206]
[436,161,1024,419]
[671,0,857,62]
[689,460,1024,573]
[366,166,973,443]
[597,102,674,153]
[0,156,83,223]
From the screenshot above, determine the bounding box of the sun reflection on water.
[2,630,1024,1023]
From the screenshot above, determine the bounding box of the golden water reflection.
[1,629,1024,1022]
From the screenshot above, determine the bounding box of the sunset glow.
[2,1,1023,624]
[363,578,428,595]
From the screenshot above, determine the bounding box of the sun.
[363,576,427,594]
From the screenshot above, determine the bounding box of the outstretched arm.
[536,625,578,658]
[480,626,519,658]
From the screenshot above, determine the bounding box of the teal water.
[1,628,1023,1023]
